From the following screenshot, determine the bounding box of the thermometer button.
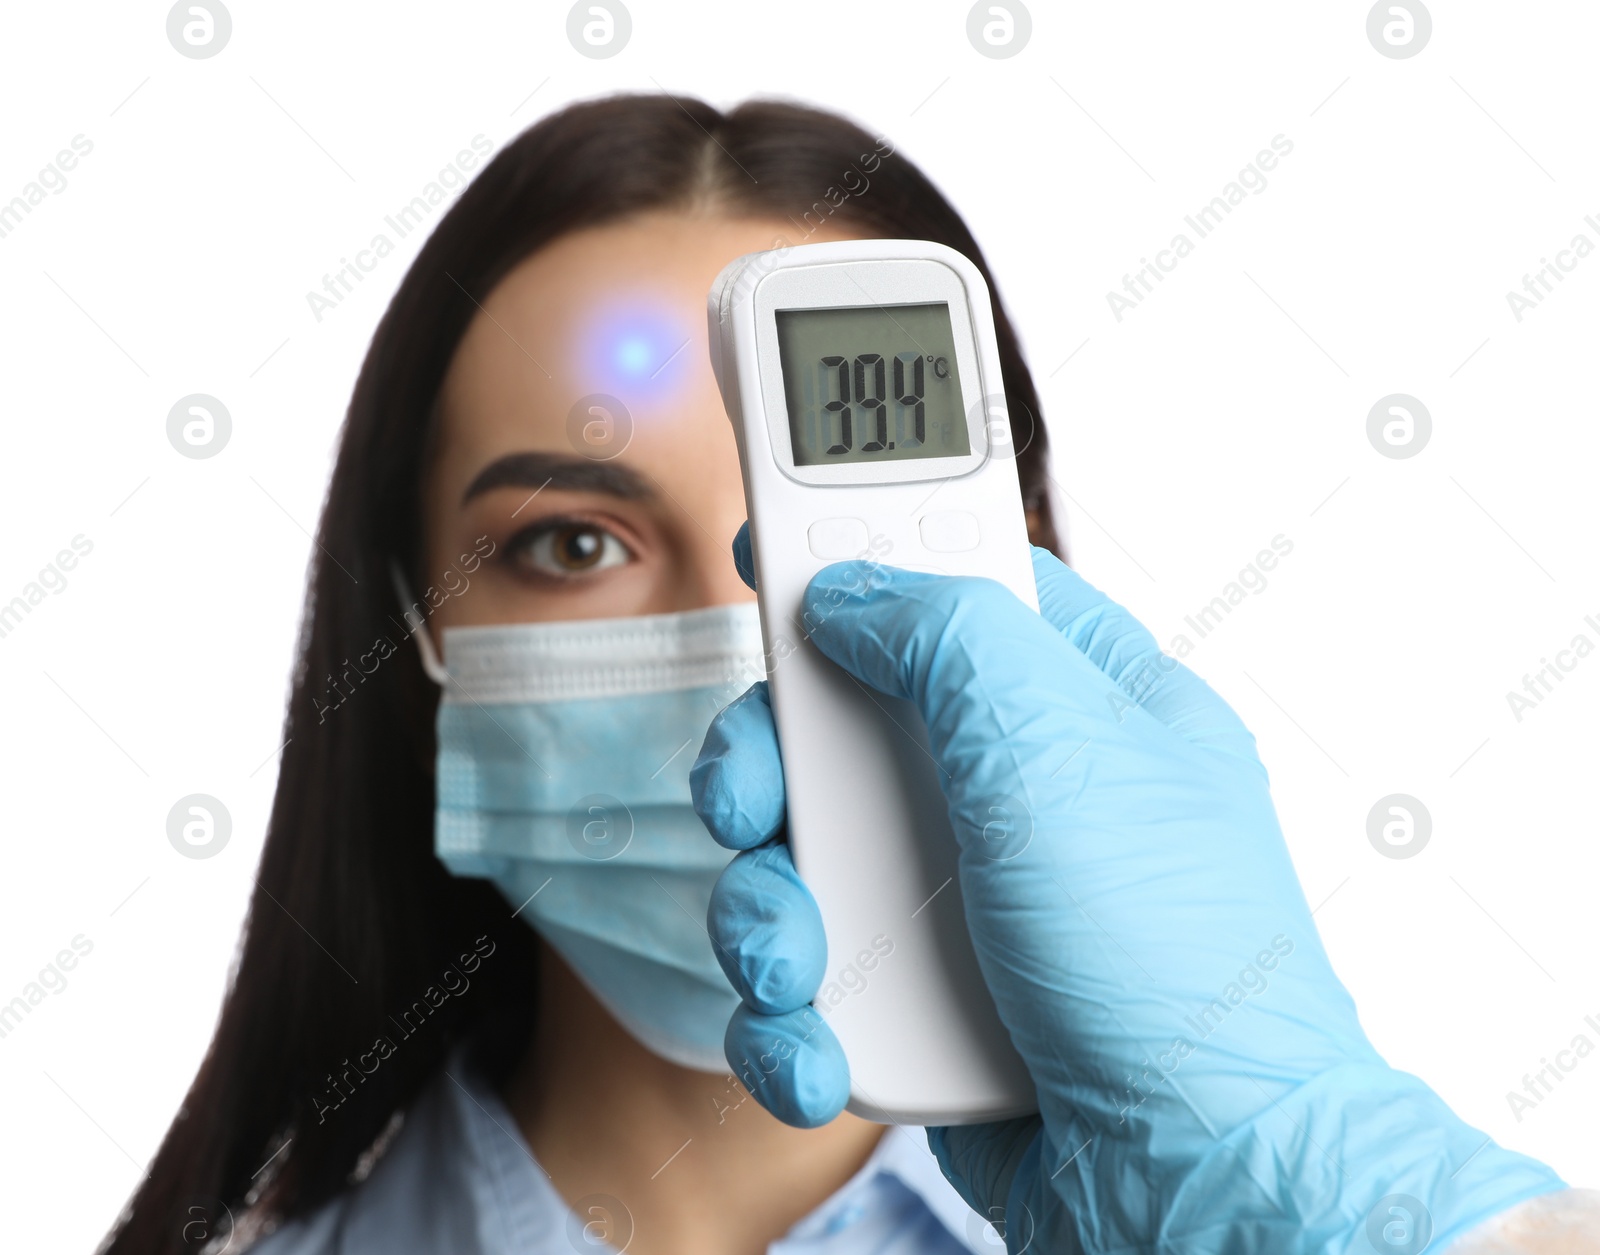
[919,510,981,553]
[807,517,870,559]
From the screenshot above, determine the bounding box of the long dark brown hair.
[99,92,1061,1253]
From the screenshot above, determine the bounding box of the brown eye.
[551,524,604,570]
[512,521,631,577]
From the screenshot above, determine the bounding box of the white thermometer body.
[708,238,1039,1125]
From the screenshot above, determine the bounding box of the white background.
[1,2,1596,1249]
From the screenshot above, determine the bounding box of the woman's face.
[424,211,866,632]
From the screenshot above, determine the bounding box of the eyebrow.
[461,451,655,505]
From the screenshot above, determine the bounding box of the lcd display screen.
[775,302,970,466]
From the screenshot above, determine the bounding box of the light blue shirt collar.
[249,1041,996,1255]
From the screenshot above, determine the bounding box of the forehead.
[442,216,758,413]
[432,212,870,463]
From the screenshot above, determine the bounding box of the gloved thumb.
[794,558,1161,870]
[1030,546,1262,767]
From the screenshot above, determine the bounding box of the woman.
[98,94,1061,1254]
[100,92,1590,1255]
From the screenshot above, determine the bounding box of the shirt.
[247,1043,994,1255]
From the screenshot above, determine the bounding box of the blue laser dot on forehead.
[583,301,692,402]
[614,336,654,376]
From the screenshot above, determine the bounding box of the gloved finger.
[732,520,756,590]
[926,1117,1044,1241]
[1028,546,1259,763]
[707,837,827,1015]
[724,1003,850,1129]
[691,680,785,850]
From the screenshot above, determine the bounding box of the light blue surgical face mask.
[414,598,766,1073]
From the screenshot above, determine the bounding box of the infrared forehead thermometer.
[708,238,1038,1125]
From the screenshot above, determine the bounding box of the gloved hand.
[691,530,1563,1254]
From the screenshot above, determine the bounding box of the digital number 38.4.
[813,352,930,456]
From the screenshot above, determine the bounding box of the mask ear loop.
[388,558,451,686]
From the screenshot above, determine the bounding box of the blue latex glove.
[691,530,1563,1254]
